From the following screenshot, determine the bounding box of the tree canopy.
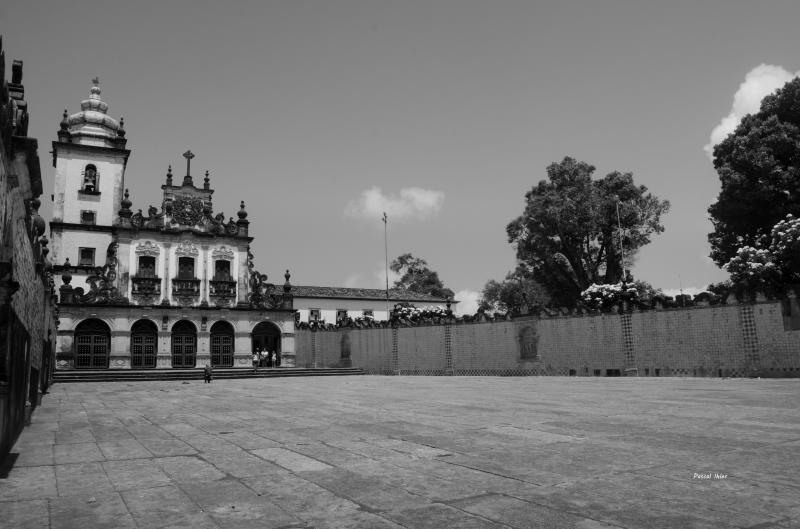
[479,265,549,314]
[505,157,670,306]
[390,253,454,299]
[708,77,800,267]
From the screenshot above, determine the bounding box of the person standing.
[252,350,259,373]
[266,350,273,368]
[204,363,213,383]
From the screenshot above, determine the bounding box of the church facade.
[50,81,296,370]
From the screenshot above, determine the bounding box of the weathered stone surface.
[2,376,799,528]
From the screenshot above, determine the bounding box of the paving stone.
[450,493,623,529]
[121,484,219,529]
[97,439,152,460]
[11,445,54,467]
[55,462,114,497]
[385,502,512,528]
[251,447,333,472]
[102,459,172,491]
[0,498,50,528]
[53,442,105,464]
[49,491,138,529]
[138,437,197,457]
[301,467,432,512]
[180,478,303,529]
[0,465,58,501]
[4,376,800,528]
[153,455,226,483]
[200,449,285,478]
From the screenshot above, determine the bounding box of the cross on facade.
[183,150,195,185]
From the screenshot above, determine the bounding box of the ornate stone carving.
[172,195,205,225]
[135,241,160,257]
[175,240,199,258]
[246,249,292,310]
[212,246,234,261]
[131,276,161,305]
[71,241,129,305]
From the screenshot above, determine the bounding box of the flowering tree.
[724,214,800,292]
[580,282,639,311]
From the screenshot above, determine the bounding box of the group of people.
[252,347,281,372]
[201,347,282,383]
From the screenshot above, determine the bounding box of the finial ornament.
[92,76,99,86]
[204,170,210,190]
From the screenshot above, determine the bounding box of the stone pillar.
[162,243,171,305]
[110,330,129,369]
[157,330,172,368]
[281,333,295,367]
[197,330,210,367]
[234,331,252,368]
[200,245,209,306]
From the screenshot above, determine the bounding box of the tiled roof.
[292,285,451,303]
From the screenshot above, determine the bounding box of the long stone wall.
[295,300,800,377]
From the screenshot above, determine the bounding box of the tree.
[506,157,670,306]
[708,77,800,267]
[390,253,454,299]
[724,214,800,293]
[480,265,549,313]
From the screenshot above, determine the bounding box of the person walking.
[204,363,213,383]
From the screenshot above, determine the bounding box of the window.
[213,260,231,281]
[137,256,156,277]
[82,164,98,192]
[362,309,374,318]
[309,309,321,322]
[336,309,348,323]
[177,257,195,279]
[79,247,95,267]
[80,210,96,225]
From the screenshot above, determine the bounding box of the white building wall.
[52,149,126,225]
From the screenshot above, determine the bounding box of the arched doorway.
[74,319,111,369]
[210,321,234,367]
[171,320,197,368]
[251,321,281,358]
[130,319,158,369]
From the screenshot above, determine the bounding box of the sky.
[3,0,799,313]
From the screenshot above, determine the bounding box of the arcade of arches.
[70,318,284,369]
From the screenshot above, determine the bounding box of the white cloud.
[704,64,799,158]
[453,289,481,315]
[344,186,445,222]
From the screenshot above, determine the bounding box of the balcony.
[131,275,161,305]
[210,277,237,307]
[172,277,201,306]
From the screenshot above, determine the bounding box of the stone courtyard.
[1,376,798,529]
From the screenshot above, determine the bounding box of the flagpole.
[382,212,389,319]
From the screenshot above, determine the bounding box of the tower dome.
[63,78,125,147]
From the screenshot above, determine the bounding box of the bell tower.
[50,79,130,273]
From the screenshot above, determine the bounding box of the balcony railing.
[210,279,237,306]
[131,275,161,305]
[172,277,201,305]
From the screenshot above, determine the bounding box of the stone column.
[281,333,296,367]
[162,243,171,305]
[234,331,252,368]
[201,245,209,306]
[110,330,129,369]
[197,330,210,367]
[157,330,172,368]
